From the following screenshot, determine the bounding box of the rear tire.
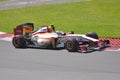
[12,35,27,48]
[86,32,98,39]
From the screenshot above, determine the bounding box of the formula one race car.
[12,23,110,53]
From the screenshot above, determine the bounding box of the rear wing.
[14,23,34,36]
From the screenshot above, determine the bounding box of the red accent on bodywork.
[41,38,52,40]
[98,39,104,45]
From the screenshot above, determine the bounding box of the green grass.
[0,0,8,2]
[0,0,120,38]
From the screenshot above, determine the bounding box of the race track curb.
[0,32,13,41]
[100,38,120,51]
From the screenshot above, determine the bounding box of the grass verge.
[0,0,120,38]
[0,0,8,2]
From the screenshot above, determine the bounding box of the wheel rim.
[66,41,74,50]
[14,39,19,45]
[13,38,20,47]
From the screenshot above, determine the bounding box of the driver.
[39,25,55,33]
[32,25,55,35]
[33,25,74,35]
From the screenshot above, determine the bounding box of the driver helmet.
[47,26,52,32]
[40,26,48,32]
[38,25,52,33]
[56,30,65,36]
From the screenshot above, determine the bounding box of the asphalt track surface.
[0,0,120,80]
[0,0,87,10]
[0,40,120,80]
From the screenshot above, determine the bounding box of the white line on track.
[0,36,13,42]
[0,32,13,42]
[106,49,120,52]
[0,32,6,34]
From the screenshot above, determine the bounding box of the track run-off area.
[0,0,90,10]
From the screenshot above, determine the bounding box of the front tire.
[65,39,78,52]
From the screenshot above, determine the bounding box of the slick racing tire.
[12,35,27,48]
[65,39,78,52]
[86,32,99,39]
